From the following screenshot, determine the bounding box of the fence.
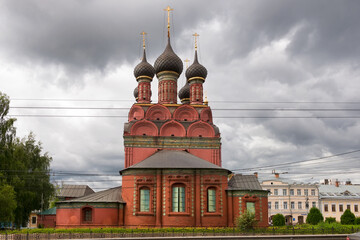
[0,227,359,240]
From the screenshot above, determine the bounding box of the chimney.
[275,173,280,178]
[335,179,340,187]
[324,179,329,185]
[345,180,352,185]
[254,172,258,178]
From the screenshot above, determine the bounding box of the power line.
[10,106,360,111]
[10,98,360,104]
[231,149,360,171]
[8,114,360,119]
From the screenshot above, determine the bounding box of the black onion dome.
[178,81,190,100]
[185,51,207,80]
[133,86,138,99]
[134,49,155,79]
[154,38,183,75]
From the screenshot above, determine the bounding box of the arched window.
[82,207,92,222]
[207,188,216,212]
[172,185,185,212]
[140,187,150,212]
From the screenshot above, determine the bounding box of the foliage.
[236,210,257,230]
[325,217,336,224]
[306,207,323,225]
[355,217,360,225]
[0,92,54,227]
[0,182,17,222]
[272,213,285,226]
[341,209,355,225]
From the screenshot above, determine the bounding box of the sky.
[1,0,360,190]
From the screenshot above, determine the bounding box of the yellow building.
[260,172,319,225]
[319,183,360,222]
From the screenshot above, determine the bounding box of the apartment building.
[260,172,319,225]
[319,181,360,222]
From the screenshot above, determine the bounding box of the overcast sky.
[1,0,360,190]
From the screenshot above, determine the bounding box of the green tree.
[272,213,285,226]
[341,209,355,225]
[0,182,17,222]
[0,92,54,227]
[236,210,258,230]
[355,217,360,225]
[306,207,324,225]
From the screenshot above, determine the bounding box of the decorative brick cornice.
[124,135,221,149]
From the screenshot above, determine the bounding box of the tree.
[237,210,258,230]
[306,207,324,225]
[355,217,360,225]
[341,209,355,225]
[272,213,285,226]
[0,92,54,227]
[0,182,17,222]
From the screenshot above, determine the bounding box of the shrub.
[355,217,360,225]
[325,217,336,224]
[341,209,355,225]
[272,214,285,226]
[236,210,257,230]
[306,207,324,225]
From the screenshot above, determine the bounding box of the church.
[56,7,268,228]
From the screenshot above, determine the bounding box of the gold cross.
[193,33,199,50]
[140,31,147,49]
[164,6,173,37]
[184,59,190,69]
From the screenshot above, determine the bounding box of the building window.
[268,202,271,209]
[332,204,336,212]
[311,189,316,196]
[274,189,278,196]
[324,204,328,212]
[304,189,308,196]
[207,188,216,212]
[355,205,359,212]
[298,202,302,209]
[246,202,255,215]
[283,189,287,196]
[312,202,316,208]
[31,216,36,224]
[275,202,279,209]
[140,187,150,212]
[290,189,294,196]
[339,204,343,212]
[347,204,351,210]
[297,189,301,196]
[172,185,185,212]
[82,207,92,222]
[284,201,288,209]
[291,202,295,209]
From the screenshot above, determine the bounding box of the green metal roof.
[38,207,56,215]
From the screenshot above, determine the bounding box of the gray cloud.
[2,0,360,187]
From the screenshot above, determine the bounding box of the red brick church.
[56,7,268,228]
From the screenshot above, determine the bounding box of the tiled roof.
[38,207,56,215]
[122,150,229,172]
[58,184,94,198]
[59,186,124,203]
[228,174,264,191]
[319,184,360,199]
